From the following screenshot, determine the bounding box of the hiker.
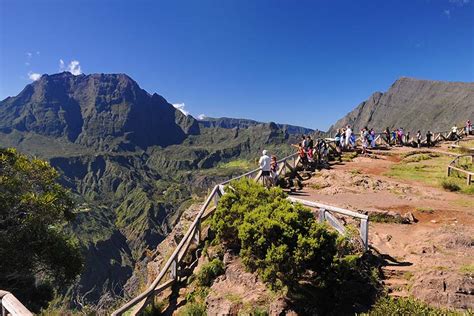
[391,130,397,145]
[426,131,433,147]
[467,120,472,135]
[405,131,410,145]
[416,130,422,148]
[398,128,404,145]
[384,127,391,145]
[307,135,314,150]
[450,125,459,140]
[270,155,279,186]
[301,135,308,149]
[361,128,369,156]
[335,129,342,152]
[259,150,272,188]
[345,125,352,149]
[370,128,376,148]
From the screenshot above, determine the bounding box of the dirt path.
[292,145,474,310]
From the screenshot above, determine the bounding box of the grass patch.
[308,182,330,190]
[386,155,473,195]
[441,179,461,192]
[341,151,358,162]
[402,153,439,163]
[415,207,434,214]
[177,302,206,316]
[350,168,362,175]
[460,264,474,276]
[369,212,405,224]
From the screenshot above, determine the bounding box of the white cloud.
[25,62,30,66]
[28,71,41,81]
[443,9,451,17]
[197,114,207,120]
[26,52,32,58]
[172,103,189,116]
[36,51,40,55]
[59,59,82,75]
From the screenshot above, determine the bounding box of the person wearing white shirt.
[345,126,352,148]
[259,150,272,187]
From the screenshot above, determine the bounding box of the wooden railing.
[287,197,369,251]
[329,129,466,147]
[0,290,33,316]
[447,154,474,185]
[112,146,363,316]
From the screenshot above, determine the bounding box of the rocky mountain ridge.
[329,77,474,133]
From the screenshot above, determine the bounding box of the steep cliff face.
[0,72,199,150]
[329,78,474,133]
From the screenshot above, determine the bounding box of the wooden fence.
[0,290,33,316]
[447,154,474,185]
[112,148,369,316]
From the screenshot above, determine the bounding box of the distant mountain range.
[329,77,474,134]
[198,116,315,136]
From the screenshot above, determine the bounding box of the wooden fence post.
[360,219,369,252]
[193,219,201,244]
[319,208,326,222]
[170,258,178,280]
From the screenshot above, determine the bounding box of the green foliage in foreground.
[361,296,469,315]
[0,148,84,312]
[210,178,381,314]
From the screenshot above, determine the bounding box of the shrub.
[363,296,463,315]
[196,258,224,287]
[211,178,338,290]
[441,179,461,192]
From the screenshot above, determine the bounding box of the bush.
[196,258,224,287]
[441,179,461,192]
[211,178,338,290]
[363,296,463,315]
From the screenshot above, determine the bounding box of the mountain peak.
[0,72,199,149]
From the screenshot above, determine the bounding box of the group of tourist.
[292,135,330,166]
[333,120,473,152]
[258,120,472,188]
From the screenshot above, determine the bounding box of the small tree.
[0,148,83,311]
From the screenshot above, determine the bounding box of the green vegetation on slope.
[0,148,84,312]
[386,153,474,195]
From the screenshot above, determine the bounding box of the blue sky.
[0,0,473,130]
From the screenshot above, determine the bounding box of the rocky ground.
[300,143,474,311]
